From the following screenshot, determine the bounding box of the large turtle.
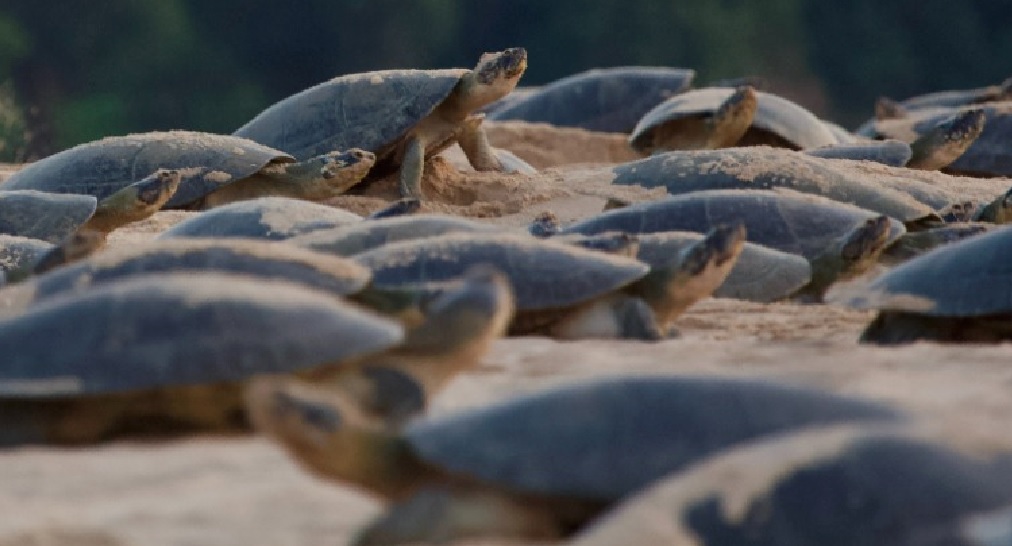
[571,423,1012,546]
[157,196,362,241]
[485,66,695,133]
[289,213,498,257]
[629,87,838,153]
[561,190,901,299]
[2,131,374,209]
[829,224,1012,344]
[233,48,528,200]
[247,375,901,545]
[352,227,745,339]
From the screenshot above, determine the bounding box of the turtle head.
[678,222,747,275]
[136,169,182,206]
[907,108,985,170]
[839,216,893,265]
[875,97,907,120]
[317,148,376,180]
[528,210,560,237]
[474,47,528,86]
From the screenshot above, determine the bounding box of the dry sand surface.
[3,123,1012,546]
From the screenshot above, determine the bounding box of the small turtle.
[289,214,497,257]
[352,227,745,339]
[246,375,901,545]
[561,190,901,299]
[0,272,403,445]
[609,148,942,225]
[630,87,838,153]
[158,196,362,241]
[829,224,1012,344]
[485,66,696,133]
[864,103,1012,177]
[2,131,374,209]
[571,424,1012,546]
[882,76,1012,114]
[234,48,528,200]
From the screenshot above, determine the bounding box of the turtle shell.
[0,235,54,276]
[233,69,468,161]
[352,232,649,311]
[0,238,372,316]
[630,88,839,150]
[290,214,497,257]
[561,189,906,260]
[486,67,695,133]
[611,148,936,223]
[0,272,403,396]
[157,197,362,241]
[631,232,812,303]
[804,139,912,167]
[572,424,1012,546]
[830,225,1012,317]
[403,376,899,502]
[0,190,98,243]
[2,131,295,208]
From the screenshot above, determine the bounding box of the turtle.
[351,227,746,340]
[288,214,498,257]
[485,66,696,133]
[862,103,1012,178]
[828,224,1012,344]
[157,196,362,241]
[608,148,944,226]
[0,235,56,278]
[561,190,902,300]
[246,375,902,545]
[0,190,97,243]
[1,131,375,209]
[879,76,1012,115]
[0,272,404,445]
[75,168,182,233]
[629,87,838,153]
[570,423,1012,546]
[804,138,913,167]
[233,48,529,200]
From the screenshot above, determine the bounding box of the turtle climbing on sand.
[234,48,529,200]
[2,131,375,209]
[246,375,901,545]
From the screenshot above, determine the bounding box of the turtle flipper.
[457,114,504,172]
[800,215,892,301]
[549,294,663,341]
[353,486,570,546]
[27,229,107,277]
[367,198,421,220]
[907,108,986,170]
[705,86,758,148]
[81,169,181,233]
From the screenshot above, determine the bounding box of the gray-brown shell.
[611,148,938,223]
[0,238,372,316]
[561,189,906,260]
[352,232,649,311]
[630,87,839,150]
[289,214,498,257]
[0,272,403,396]
[1,131,295,208]
[0,190,98,243]
[486,66,695,133]
[158,197,362,241]
[233,69,469,161]
[0,235,54,276]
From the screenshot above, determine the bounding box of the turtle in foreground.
[485,66,695,133]
[562,190,901,300]
[353,227,745,339]
[829,224,1012,344]
[247,375,901,545]
[234,48,529,200]
[571,424,1012,546]
[0,272,404,445]
[2,131,375,209]
[158,196,362,241]
[289,213,497,257]
[630,87,839,153]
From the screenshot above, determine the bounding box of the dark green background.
[1,0,1009,161]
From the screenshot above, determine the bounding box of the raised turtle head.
[461,48,528,109]
[318,148,376,180]
[907,108,985,170]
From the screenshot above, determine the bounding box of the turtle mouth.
[476,47,528,84]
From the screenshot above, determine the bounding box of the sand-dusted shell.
[289,214,498,257]
[158,197,361,241]
[0,190,97,243]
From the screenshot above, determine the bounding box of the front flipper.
[400,137,427,200]
[457,114,503,172]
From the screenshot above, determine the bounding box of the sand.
[3,123,1012,546]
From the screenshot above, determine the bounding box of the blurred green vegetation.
[1,0,1009,161]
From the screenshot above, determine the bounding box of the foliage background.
[1,0,1009,161]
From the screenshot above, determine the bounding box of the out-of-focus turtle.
[571,424,1012,546]
[830,224,1012,344]
[0,272,404,445]
[630,87,837,153]
[485,66,695,133]
[609,148,943,226]
[0,235,56,278]
[863,103,1012,177]
[562,190,901,299]
[234,48,528,200]
[2,131,374,209]
[0,190,97,243]
[247,375,901,545]
[289,214,497,257]
[352,227,745,339]
[881,76,1012,114]
[365,198,421,220]
[158,196,362,241]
